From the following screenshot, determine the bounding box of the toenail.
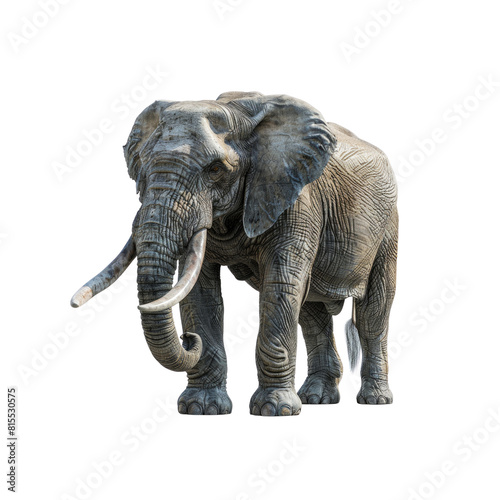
[205,405,218,415]
[278,405,291,416]
[188,402,203,415]
[261,403,276,416]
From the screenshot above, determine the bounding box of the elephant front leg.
[250,262,309,416]
[178,262,232,415]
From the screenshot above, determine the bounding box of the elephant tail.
[345,302,361,371]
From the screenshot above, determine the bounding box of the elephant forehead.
[162,101,229,129]
[157,103,237,161]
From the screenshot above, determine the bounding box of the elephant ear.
[221,94,336,238]
[123,100,175,200]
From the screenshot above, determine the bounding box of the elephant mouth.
[70,228,207,312]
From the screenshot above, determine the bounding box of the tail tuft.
[345,319,361,372]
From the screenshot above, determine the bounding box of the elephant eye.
[207,161,225,179]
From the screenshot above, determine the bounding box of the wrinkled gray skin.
[74,92,398,416]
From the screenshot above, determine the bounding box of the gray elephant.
[71,91,398,416]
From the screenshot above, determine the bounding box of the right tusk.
[70,236,136,308]
[138,229,207,313]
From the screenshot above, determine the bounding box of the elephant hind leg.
[298,302,342,404]
[354,218,398,404]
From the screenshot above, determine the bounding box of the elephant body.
[208,123,397,303]
[71,92,398,416]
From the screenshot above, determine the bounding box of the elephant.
[70,91,398,416]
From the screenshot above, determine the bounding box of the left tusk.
[70,236,136,308]
[138,229,207,313]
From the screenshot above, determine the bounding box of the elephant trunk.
[134,199,206,372]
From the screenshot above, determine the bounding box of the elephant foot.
[298,374,340,404]
[357,378,393,404]
[250,386,301,416]
[178,387,232,415]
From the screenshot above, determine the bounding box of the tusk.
[138,229,207,313]
[70,236,136,308]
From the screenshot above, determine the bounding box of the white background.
[2,1,499,499]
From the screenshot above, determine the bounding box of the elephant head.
[70,92,336,373]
